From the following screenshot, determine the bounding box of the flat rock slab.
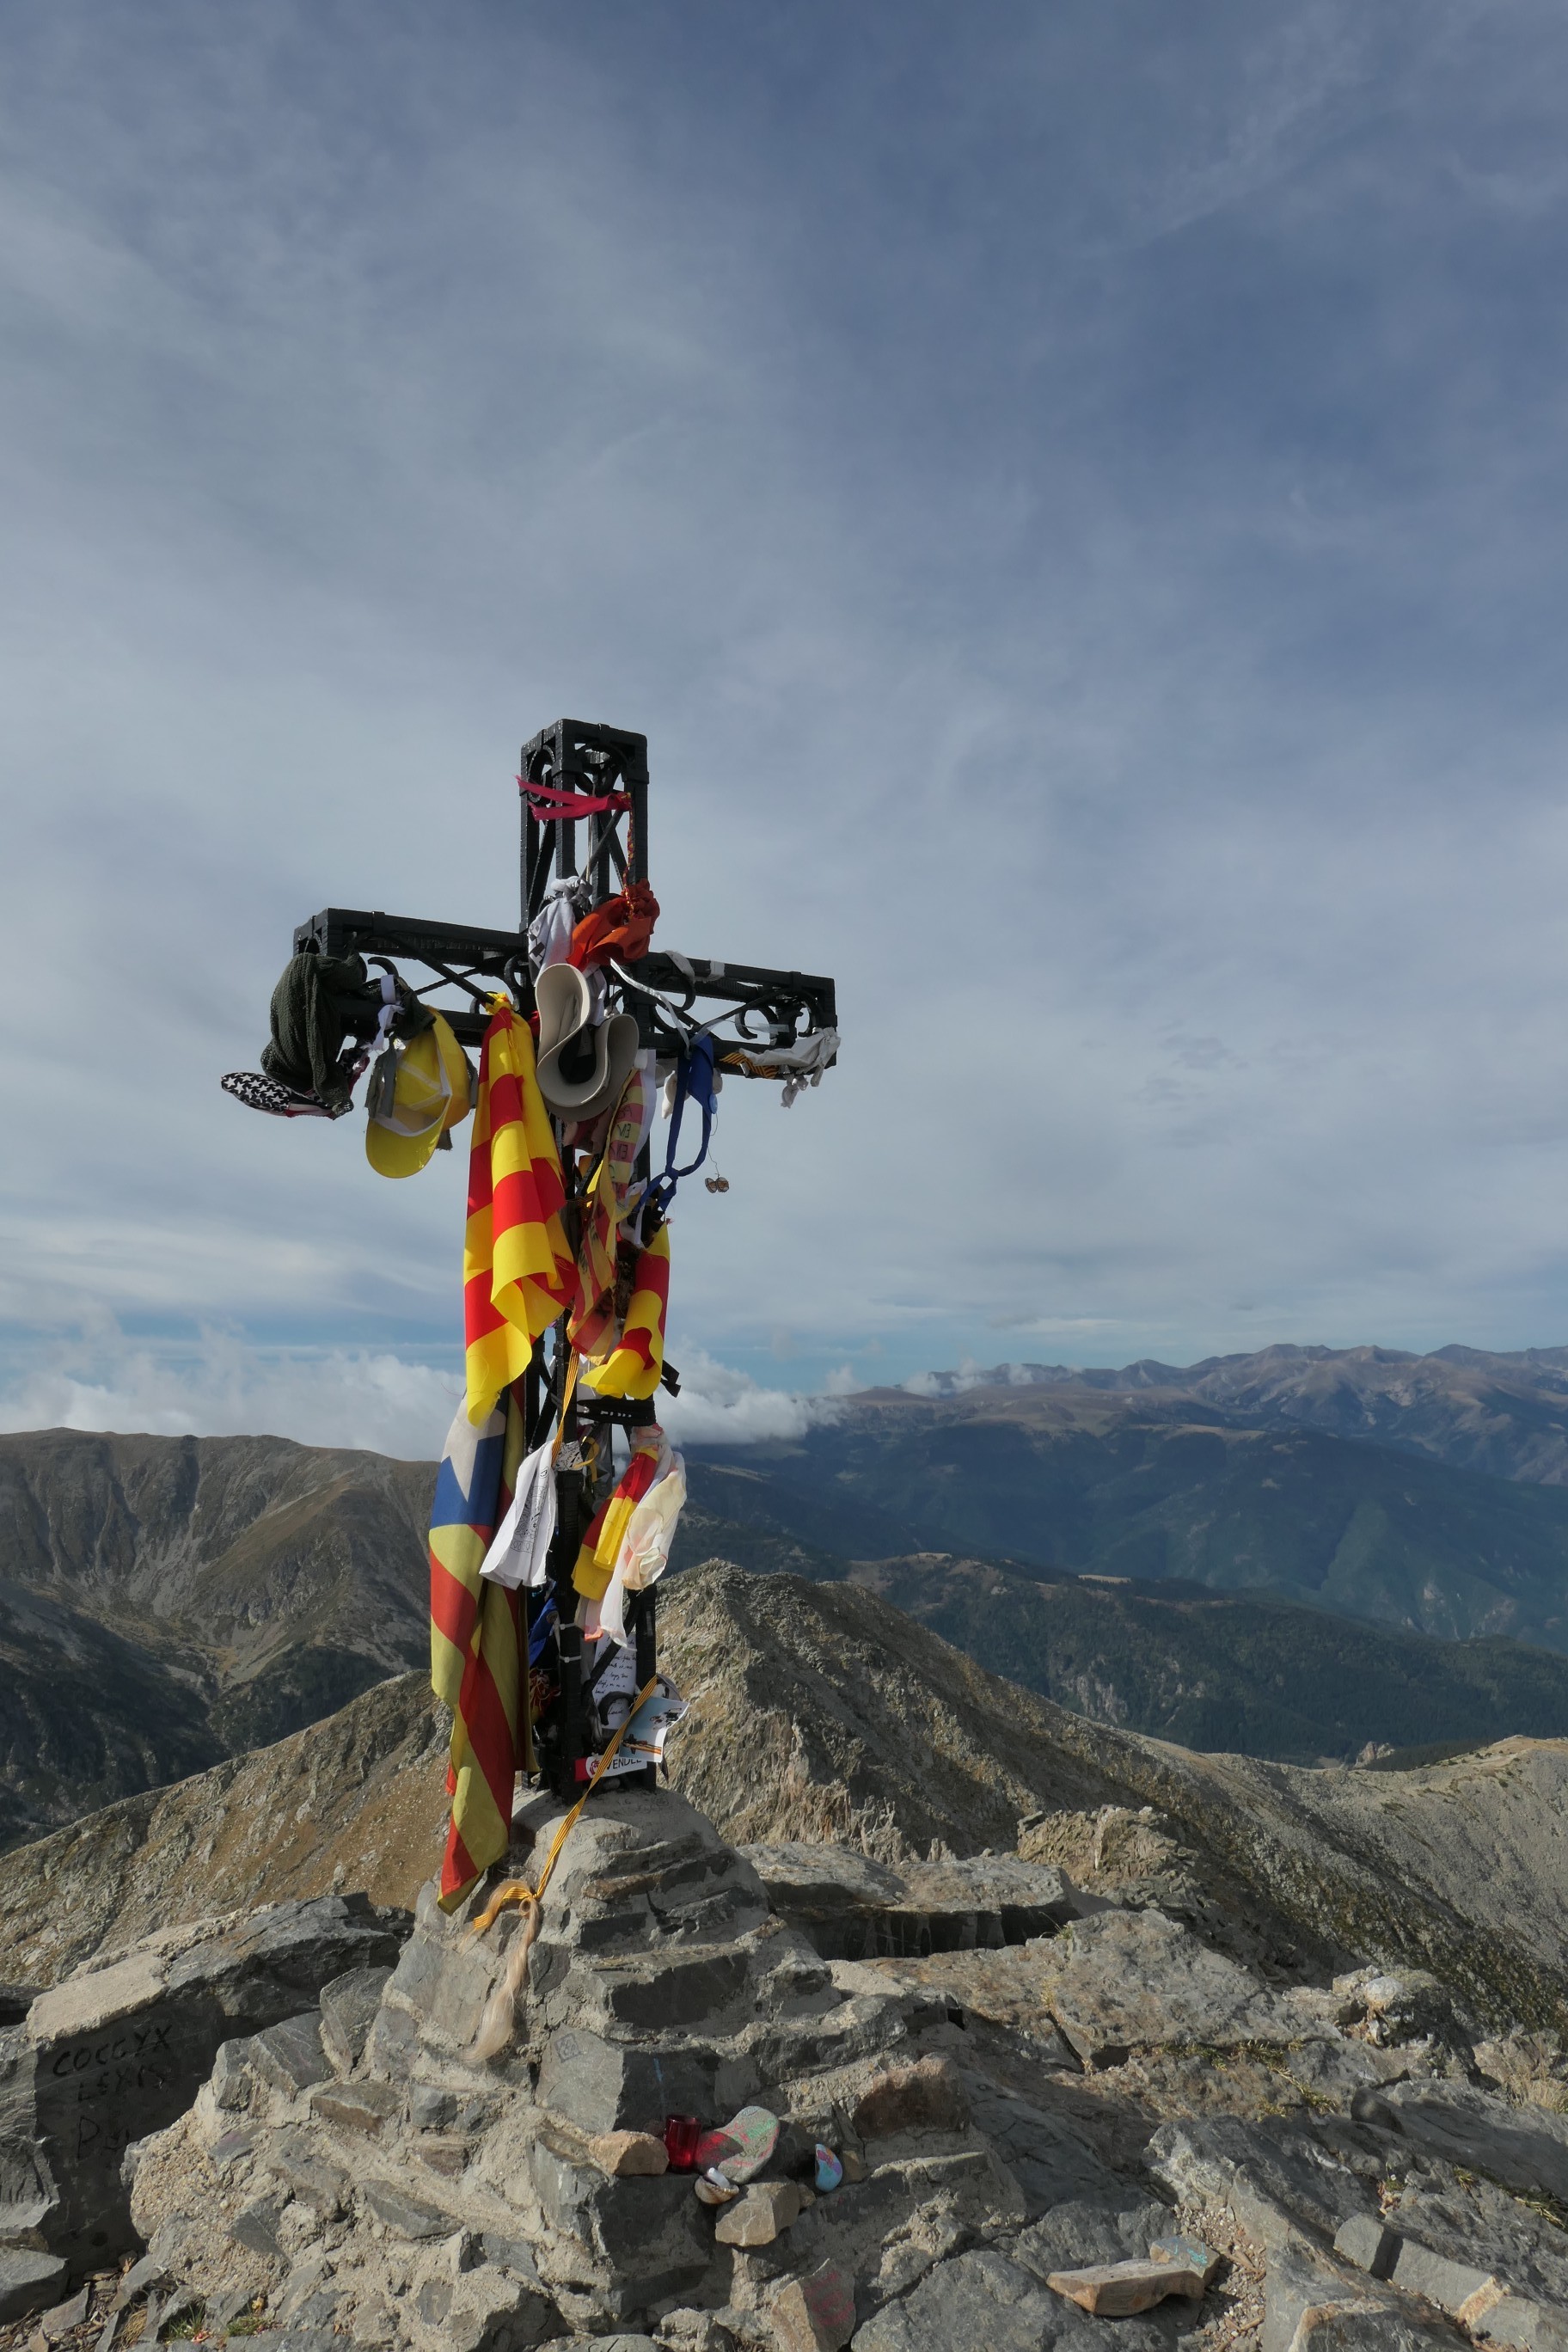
[1043,1908,1324,2066]
[1148,2114,1365,2249]
[1334,2213,1402,2281]
[311,2079,401,2136]
[591,2130,669,2178]
[1150,2233,1220,2284]
[360,2177,451,2239]
[1020,2194,1171,2251]
[852,2248,1067,2352]
[1263,2243,1455,2352]
[769,2257,855,2352]
[965,2079,1122,2215]
[318,1967,392,2074]
[1047,2257,1207,2315]
[1480,2294,1568,2349]
[1384,2082,1568,2205]
[536,2025,722,2140]
[741,1842,1075,1961]
[249,2011,330,2096]
[36,2282,89,2340]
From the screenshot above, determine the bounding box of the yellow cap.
[365,1014,473,1179]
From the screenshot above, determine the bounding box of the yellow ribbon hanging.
[471,1675,659,1935]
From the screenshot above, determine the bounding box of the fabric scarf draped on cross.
[430,999,573,1909]
[429,1393,530,1908]
[426,995,674,1908]
[462,1001,573,1424]
[572,1434,667,1603]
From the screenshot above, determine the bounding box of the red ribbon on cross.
[518,778,633,821]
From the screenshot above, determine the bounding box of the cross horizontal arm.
[291,908,837,1059]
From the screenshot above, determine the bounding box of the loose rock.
[1045,2256,1207,2315]
[590,2130,670,2178]
[714,2182,805,2246]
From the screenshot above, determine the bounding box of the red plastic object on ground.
[664,2115,701,2171]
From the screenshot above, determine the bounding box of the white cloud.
[660,1350,835,1447]
[0,1320,842,1460]
[0,1326,461,1460]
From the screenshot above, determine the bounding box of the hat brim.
[366,1107,447,1178]
[535,964,591,1062]
[538,993,628,1114]
[432,1014,474,1131]
[562,1014,641,1125]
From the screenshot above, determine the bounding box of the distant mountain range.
[897,1340,1568,1482]
[9,1342,1568,1842]
[680,1344,1568,1648]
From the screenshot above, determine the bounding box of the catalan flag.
[582,1224,670,1402]
[573,1435,665,1602]
[429,1393,530,1909]
[464,1001,574,1424]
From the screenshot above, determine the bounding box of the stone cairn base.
[130,1790,1023,2350]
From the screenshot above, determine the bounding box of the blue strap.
[528,1590,558,1667]
[648,1037,719,1215]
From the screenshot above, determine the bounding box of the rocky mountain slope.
[0,1429,431,1845]
[0,1672,449,1991]
[14,1394,1568,1860]
[847,1553,1568,1764]
[9,1559,1568,2046]
[664,1564,1568,2037]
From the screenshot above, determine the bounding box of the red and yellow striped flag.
[583,1226,670,1401]
[429,1393,530,1909]
[464,1001,573,1424]
[573,1437,665,1602]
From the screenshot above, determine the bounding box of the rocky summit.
[0,1770,1565,2349]
[0,1561,1566,2344]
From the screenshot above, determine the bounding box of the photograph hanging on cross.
[219,717,839,1889]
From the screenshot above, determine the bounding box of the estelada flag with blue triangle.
[428,1390,530,1908]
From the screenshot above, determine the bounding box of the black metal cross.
[292,719,838,1796]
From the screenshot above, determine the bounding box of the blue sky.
[6,0,1568,1452]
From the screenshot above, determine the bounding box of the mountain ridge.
[9,1557,1568,2041]
[9,1417,1568,1853]
[879,1338,1568,1483]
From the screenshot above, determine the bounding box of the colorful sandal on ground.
[692,2104,780,2185]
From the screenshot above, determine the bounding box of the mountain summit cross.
[292,718,838,1796]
